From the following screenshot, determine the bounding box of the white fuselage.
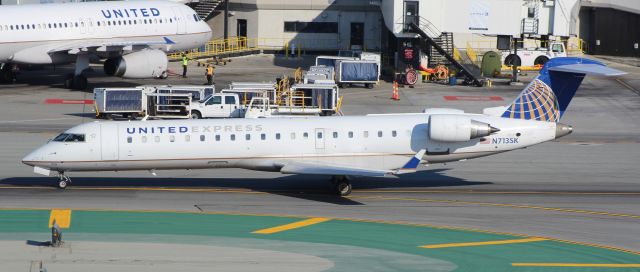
[0,1,211,64]
[22,113,558,173]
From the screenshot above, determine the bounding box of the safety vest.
[182,56,188,66]
[206,66,214,75]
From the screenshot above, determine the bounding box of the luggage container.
[94,88,149,120]
[335,60,380,89]
[315,56,356,70]
[153,85,215,102]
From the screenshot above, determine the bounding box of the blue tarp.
[339,62,378,82]
[104,90,142,111]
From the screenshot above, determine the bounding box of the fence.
[168,37,381,60]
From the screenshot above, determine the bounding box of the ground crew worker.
[181,52,191,78]
[206,64,215,85]
[51,219,62,247]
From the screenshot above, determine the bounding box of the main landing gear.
[331,176,352,196]
[64,53,90,90]
[57,172,71,189]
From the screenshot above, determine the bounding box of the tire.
[129,112,139,120]
[104,113,113,120]
[159,71,168,79]
[336,181,352,196]
[63,74,74,89]
[58,179,68,189]
[190,111,202,119]
[365,83,374,89]
[534,56,549,66]
[70,75,87,90]
[504,55,521,66]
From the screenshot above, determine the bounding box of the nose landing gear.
[330,176,352,196]
[57,173,71,189]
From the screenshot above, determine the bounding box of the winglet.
[163,37,176,45]
[394,149,426,175]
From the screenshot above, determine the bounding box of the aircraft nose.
[22,148,44,167]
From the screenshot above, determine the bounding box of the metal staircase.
[429,32,454,66]
[192,0,223,21]
[408,17,483,86]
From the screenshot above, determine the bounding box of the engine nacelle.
[429,115,499,142]
[104,49,167,79]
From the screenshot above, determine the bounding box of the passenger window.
[348,131,354,138]
[276,133,281,140]
[170,135,175,142]
[317,132,323,139]
[303,132,309,139]
[245,134,251,141]
[392,130,397,137]
[185,135,190,142]
[127,136,132,143]
[215,135,220,141]
[231,134,236,141]
[333,132,338,138]
[291,132,296,140]
[206,96,222,105]
[155,136,160,143]
[200,135,205,142]
[142,136,147,143]
[363,131,369,138]
[378,131,383,137]
[225,96,236,105]
[261,133,266,140]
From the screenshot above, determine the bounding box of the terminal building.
[1,0,637,58]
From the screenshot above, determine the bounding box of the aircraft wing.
[278,150,426,177]
[280,161,390,177]
[47,37,177,54]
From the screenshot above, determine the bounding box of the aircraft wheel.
[72,75,88,90]
[63,74,74,89]
[335,180,352,196]
[57,175,71,189]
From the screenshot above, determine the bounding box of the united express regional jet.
[22,58,625,196]
[0,1,211,89]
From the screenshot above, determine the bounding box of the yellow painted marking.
[512,263,640,268]
[420,237,547,249]
[252,217,331,234]
[48,209,71,228]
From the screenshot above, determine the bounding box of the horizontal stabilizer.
[549,64,626,77]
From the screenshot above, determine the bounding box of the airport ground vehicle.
[94,85,213,120]
[502,42,567,67]
[335,59,379,89]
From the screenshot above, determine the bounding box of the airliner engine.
[429,115,499,142]
[104,49,168,79]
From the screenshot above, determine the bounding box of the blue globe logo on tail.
[500,57,624,123]
[502,79,560,122]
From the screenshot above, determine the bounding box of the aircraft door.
[100,123,119,160]
[172,7,187,34]
[315,128,325,149]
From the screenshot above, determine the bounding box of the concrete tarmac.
[0,55,639,270]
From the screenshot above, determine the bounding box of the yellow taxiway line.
[420,237,548,249]
[512,263,640,268]
[252,217,331,234]
[48,209,72,228]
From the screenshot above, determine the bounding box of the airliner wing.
[278,150,426,177]
[48,37,176,54]
[279,161,390,177]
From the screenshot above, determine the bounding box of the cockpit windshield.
[53,133,85,142]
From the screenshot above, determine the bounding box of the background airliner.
[0,0,211,89]
[22,58,624,196]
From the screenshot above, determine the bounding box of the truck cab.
[190,93,243,119]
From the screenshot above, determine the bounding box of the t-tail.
[501,57,625,122]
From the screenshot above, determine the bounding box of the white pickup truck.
[189,93,244,119]
[502,42,567,67]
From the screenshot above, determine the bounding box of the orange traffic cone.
[391,81,400,101]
